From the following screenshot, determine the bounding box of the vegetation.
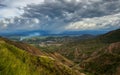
[0,39,81,75]
[99,29,120,43]
[1,28,120,75]
[57,29,120,75]
[36,29,120,75]
[83,53,120,75]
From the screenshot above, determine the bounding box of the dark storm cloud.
[23,0,120,21]
[0,4,6,8]
[16,0,120,31]
[0,0,120,33]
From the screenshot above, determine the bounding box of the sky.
[0,0,120,34]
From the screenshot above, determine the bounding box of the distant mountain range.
[0,30,109,37]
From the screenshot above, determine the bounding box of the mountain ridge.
[55,28,120,75]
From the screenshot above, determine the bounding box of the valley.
[0,0,120,75]
[1,28,120,75]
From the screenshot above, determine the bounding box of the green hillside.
[0,38,82,75]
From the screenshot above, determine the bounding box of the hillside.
[99,29,120,43]
[81,42,120,75]
[0,37,83,75]
[1,28,119,75]
[55,29,120,75]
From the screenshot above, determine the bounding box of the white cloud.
[0,0,44,18]
[65,13,120,30]
[10,18,14,23]
[0,19,9,29]
[2,0,44,7]
[3,24,8,28]
[0,8,24,18]
[32,18,40,24]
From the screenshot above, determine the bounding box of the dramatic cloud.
[0,0,44,18]
[65,13,120,30]
[0,0,120,34]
